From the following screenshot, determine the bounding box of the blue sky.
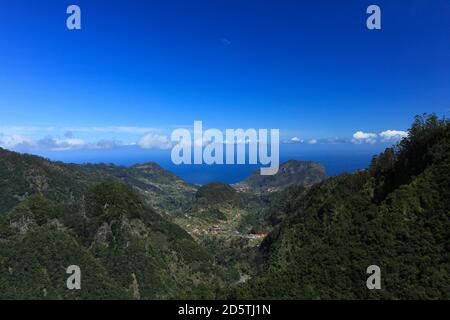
[0,0,449,154]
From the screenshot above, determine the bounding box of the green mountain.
[0,150,196,217]
[236,160,327,193]
[0,149,92,215]
[0,148,265,299]
[1,114,448,300]
[232,115,450,299]
[196,183,242,207]
[76,162,197,215]
[0,181,212,299]
[188,183,248,220]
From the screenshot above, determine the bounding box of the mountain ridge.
[3,115,447,299]
[0,181,213,299]
[232,114,450,299]
[235,160,327,193]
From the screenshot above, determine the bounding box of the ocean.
[34,143,387,185]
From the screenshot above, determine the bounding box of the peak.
[238,159,327,192]
[195,182,239,205]
[132,162,162,169]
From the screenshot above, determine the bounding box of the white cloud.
[379,130,408,141]
[138,134,172,150]
[84,126,159,134]
[291,137,303,143]
[353,131,377,140]
[221,38,231,46]
[21,136,88,151]
[0,125,163,152]
[58,138,86,147]
[49,138,86,151]
[0,134,35,149]
[326,137,350,144]
[0,133,127,152]
[95,139,124,149]
[0,126,159,135]
[351,129,408,144]
[352,131,377,144]
[308,139,318,145]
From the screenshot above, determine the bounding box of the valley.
[0,114,449,299]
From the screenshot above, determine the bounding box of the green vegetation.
[0,181,213,299]
[232,114,450,299]
[0,150,92,214]
[77,162,197,215]
[0,114,448,299]
[173,182,264,290]
[236,160,327,193]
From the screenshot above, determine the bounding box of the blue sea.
[34,143,388,185]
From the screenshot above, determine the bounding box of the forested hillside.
[76,162,197,215]
[232,115,450,299]
[236,160,327,193]
[0,115,448,299]
[0,181,213,299]
[0,150,92,215]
